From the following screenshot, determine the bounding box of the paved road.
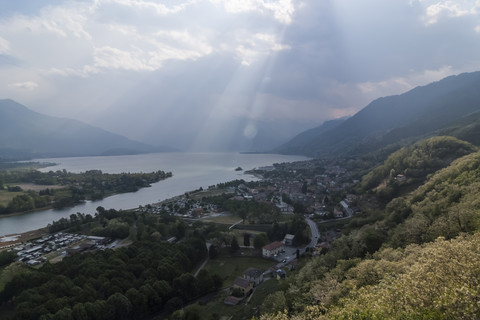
[297,217,320,255]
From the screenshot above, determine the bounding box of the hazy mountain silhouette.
[0,99,172,159]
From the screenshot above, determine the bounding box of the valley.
[2,73,480,319]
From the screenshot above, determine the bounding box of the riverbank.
[0,228,49,251]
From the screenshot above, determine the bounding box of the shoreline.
[0,228,49,250]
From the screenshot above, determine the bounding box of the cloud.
[0,36,9,54]
[211,0,295,24]
[93,0,192,15]
[8,81,38,90]
[417,0,480,25]
[234,33,290,66]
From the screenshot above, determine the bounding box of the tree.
[173,273,198,301]
[196,269,215,294]
[254,233,269,249]
[261,291,287,314]
[208,244,218,259]
[107,293,132,320]
[72,303,89,320]
[243,233,251,247]
[230,237,240,253]
[0,250,16,267]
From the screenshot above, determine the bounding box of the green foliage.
[0,251,17,267]
[202,193,281,224]
[327,234,480,319]
[261,291,287,315]
[0,169,172,215]
[258,146,480,320]
[267,216,311,246]
[253,233,269,249]
[359,136,477,194]
[389,151,480,247]
[0,211,215,319]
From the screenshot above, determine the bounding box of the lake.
[0,152,308,236]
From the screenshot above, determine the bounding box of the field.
[0,183,63,207]
[0,190,16,207]
[188,261,291,320]
[204,255,276,285]
[200,213,242,225]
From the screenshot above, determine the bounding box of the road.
[298,217,320,255]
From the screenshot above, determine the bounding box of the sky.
[1,0,480,150]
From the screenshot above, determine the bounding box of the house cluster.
[138,197,219,218]
[242,159,362,220]
[12,233,109,266]
[224,267,265,306]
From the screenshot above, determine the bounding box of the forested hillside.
[358,136,477,199]
[276,71,480,157]
[256,138,480,320]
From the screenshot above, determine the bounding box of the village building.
[334,208,344,218]
[262,241,284,258]
[233,277,253,296]
[243,268,264,286]
[283,234,295,246]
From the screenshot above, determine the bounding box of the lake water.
[0,152,308,236]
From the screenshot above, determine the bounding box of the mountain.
[437,109,480,146]
[272,118,347,155]
[0,99,171,159]
[276,71,480,157]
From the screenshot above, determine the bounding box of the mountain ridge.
[0,99,173,159]
[276,71,480,157]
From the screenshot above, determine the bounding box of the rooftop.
[244,267,263,278]
[263,241,283,251]
[234,277,251,289]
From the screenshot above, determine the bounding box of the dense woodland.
[0,169,171,215]
[0,209,223,319]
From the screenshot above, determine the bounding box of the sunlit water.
[0,152,308,236]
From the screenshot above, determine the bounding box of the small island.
[235,166,243,171]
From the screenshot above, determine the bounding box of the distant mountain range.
[4,71,480,160]
[276,71,480,157]
[0,99,174,159]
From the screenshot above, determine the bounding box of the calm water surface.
[0,152,308,236]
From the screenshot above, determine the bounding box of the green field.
[0,190,24,207]
[200,213,242,225]
[185,268,290,320]
[204,255,276,286]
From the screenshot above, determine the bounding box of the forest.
[0,209,223,320]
